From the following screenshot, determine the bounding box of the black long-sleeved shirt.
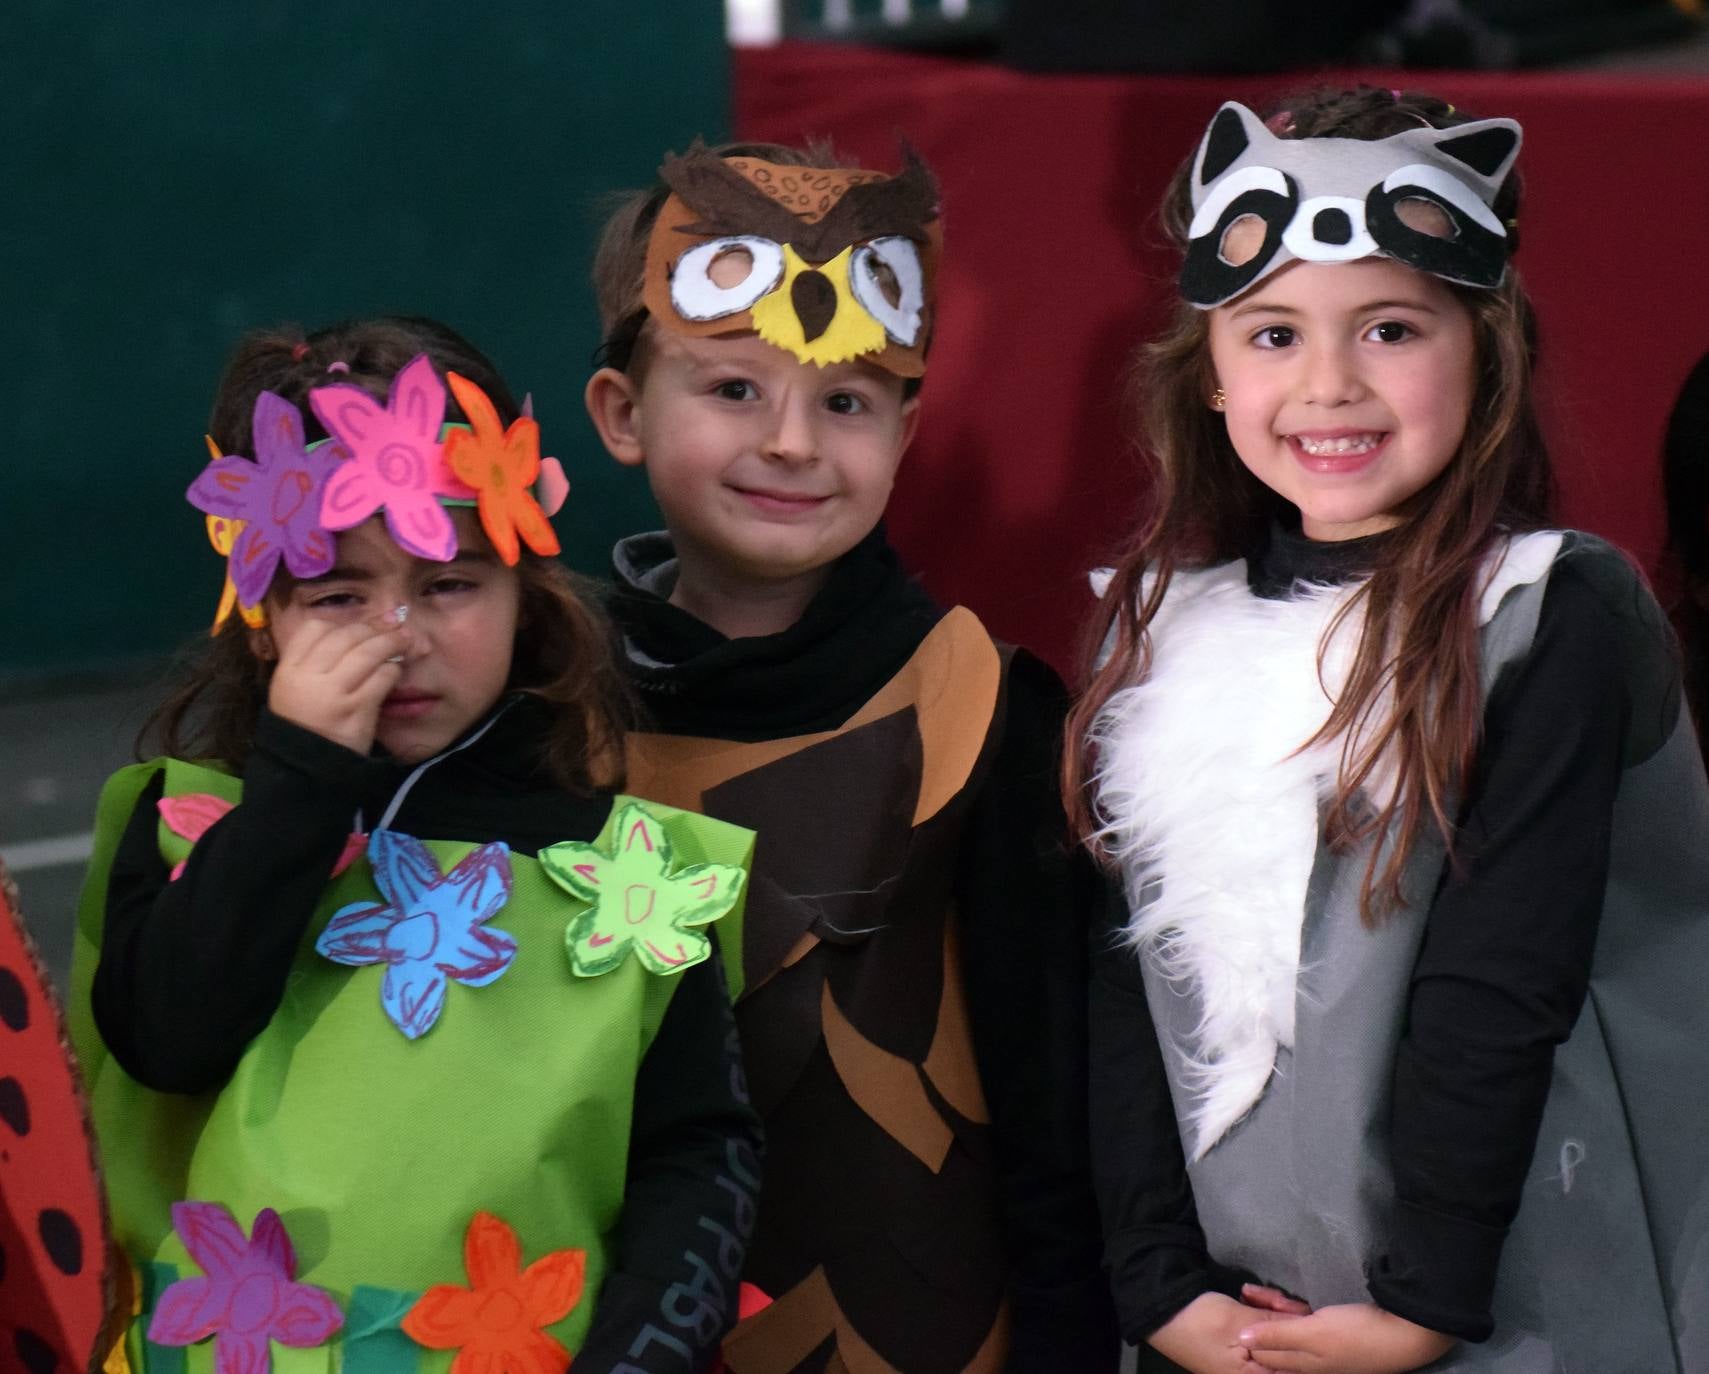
[93,696,764,1373]
[1091,527,1680,1345]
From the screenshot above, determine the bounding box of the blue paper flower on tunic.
[317,832,517,1039]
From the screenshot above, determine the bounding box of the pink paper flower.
[157,794,363,883]
[310,354,476,562]
[148,1202,342,1372]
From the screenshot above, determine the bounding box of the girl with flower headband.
[68,316,764,1372]
[1065,88,1709,1371]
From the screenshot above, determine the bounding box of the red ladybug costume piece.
[0,860,109,1373]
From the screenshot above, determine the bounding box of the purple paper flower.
[148,1202,342,1372]
[317,831,517,1039]
[185,393,341,608]
[309,354,477,562]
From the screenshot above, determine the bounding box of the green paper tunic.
[69,758,751,1372]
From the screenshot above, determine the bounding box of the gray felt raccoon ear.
[1429,119,1524,196]
[1192,103,1273,195]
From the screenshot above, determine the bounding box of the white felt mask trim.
[1281,196,1379,262]
[849,235,926,346]
[1187,164,1291,240]
[1383,163,1506,237]
[669,235,786,322]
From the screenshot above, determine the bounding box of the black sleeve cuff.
[245,709,383,808]
[1105,1227,1254,1343]
[1367,1199,1505,1343]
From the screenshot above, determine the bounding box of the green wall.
[1,1,727,678]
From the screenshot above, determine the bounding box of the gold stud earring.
[1210,387,1227,410]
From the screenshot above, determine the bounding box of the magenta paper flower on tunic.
[309,354,477,562]
[185,392,342,608]
[316,831,517,1039]
[148,1202,343,1372]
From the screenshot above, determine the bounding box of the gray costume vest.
[1120,536,1708,1371]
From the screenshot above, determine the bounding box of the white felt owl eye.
[669,236,786,322]
[849,236,926,346]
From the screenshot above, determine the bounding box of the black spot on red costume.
[0,863,108,1372]
[0,1079,30,1137]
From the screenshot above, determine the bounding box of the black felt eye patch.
[1365,183,1509,290]
[1180,178,1297,308]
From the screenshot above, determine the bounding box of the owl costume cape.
[67,374,765,1372]
[608,148,1117,1373]
[1089,103,1709,1371]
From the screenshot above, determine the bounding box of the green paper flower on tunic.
[540,802,745,978]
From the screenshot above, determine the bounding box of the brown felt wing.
[703,709,920,992]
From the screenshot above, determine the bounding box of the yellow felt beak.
[750,244,887,368]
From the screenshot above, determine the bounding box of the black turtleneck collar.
[351,691,611,855]
[606,524,943,741]
[1247,515,1392,600]
[353,691,552,798]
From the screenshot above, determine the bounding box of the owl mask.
[1180,101,1523,308]
[641,147,942,377]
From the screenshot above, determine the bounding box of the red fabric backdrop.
[735,43,1709,672]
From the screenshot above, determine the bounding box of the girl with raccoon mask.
[1065,87,1709,1372]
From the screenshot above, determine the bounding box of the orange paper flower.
[403,1212,585,1374]
[443,372,562,566]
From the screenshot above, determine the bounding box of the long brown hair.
[1064,87,1555,920]
[140,316,633,794]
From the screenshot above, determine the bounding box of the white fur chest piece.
[1089,534,1561,1159]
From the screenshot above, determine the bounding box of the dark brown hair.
[590,138,926,398]
[1064,86,1555,921]
[142,315,633,793]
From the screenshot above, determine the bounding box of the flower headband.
[185,355,569,631]
[1181,101,1523,308]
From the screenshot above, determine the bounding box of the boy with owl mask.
[584,142,1118,1373]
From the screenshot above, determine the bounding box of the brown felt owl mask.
[641,147,942,378]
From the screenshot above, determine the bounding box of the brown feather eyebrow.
[661,146,940,265]
[797,152,938,260]
[661,147,803,244]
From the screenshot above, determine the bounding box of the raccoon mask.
[1180,100,1523,308]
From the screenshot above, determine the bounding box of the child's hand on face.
[1150,1292,1301,1373]
[1239,1302,1454,1373]
[266,614,409,756]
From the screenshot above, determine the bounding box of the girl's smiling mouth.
[1286,431,1390,472]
